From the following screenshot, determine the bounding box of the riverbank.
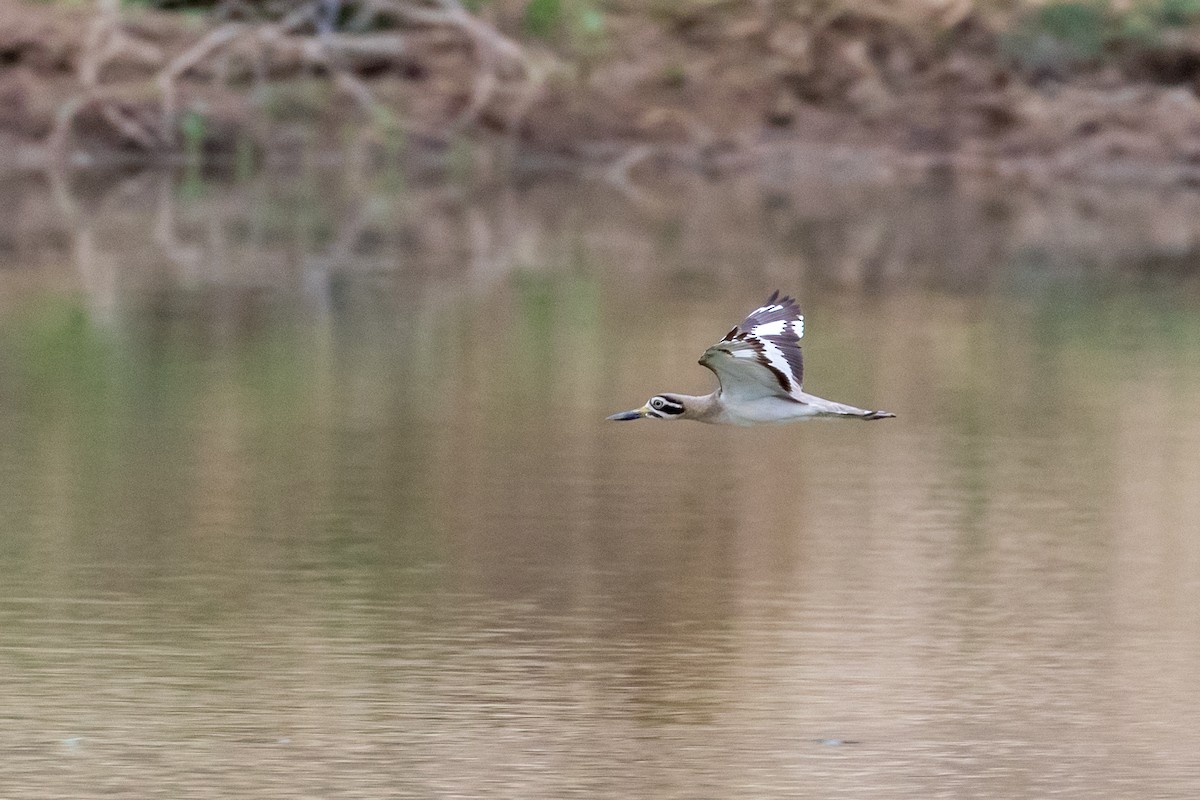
[5,1,1200,185]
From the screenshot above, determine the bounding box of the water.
[1,166,1199,798]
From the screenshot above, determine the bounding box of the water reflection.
[4,164,1200,316]
[0,167,1199,797]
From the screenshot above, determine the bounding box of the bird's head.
[606,394,688,421]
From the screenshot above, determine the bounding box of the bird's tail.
[820,401,896,420]
[804,395,897,421]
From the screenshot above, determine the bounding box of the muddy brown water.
[1,167,1199,798]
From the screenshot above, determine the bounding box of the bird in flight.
[607,292,895,425]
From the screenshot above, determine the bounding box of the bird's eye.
[651,398,665,410]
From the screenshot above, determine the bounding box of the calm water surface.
[1,167,1199,798]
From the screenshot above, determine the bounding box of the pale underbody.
[664,391,883,425]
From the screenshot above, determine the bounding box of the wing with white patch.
[699,291,805,402]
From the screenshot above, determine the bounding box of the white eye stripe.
[650,396,685,415]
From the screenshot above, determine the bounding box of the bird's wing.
[699,291,805,402]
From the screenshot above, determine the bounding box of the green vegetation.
[179,108,207,158]
[522,0,562,37]
[1004,0,1200,74]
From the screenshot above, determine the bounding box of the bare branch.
[158,23,246,122]
[100,103,163,150]
[369,0,543,130]
[50,0,551,164]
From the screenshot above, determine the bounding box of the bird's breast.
[714,396,818,425]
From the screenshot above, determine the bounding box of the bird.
[607,291,895,425]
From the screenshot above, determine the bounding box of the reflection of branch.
[327,199,372,262]
[153,176,206,285]
[47,168,157,323]
[600,145,665,211]
[45,164,81,226]
[47,97,86,159]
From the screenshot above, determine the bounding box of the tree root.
[366,0,548,132]
[48,0,550,162]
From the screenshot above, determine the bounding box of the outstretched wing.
[699,291,805,402]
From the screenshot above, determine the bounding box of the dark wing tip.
[720,292,804,350]
[864,410,896,420]
[757,291,801,320]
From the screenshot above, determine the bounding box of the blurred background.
[1,1,1200,798]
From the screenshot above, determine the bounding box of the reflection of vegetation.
[0,287,446,591]
[3,297,121,416]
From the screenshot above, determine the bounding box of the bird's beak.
[606,405,649,421]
